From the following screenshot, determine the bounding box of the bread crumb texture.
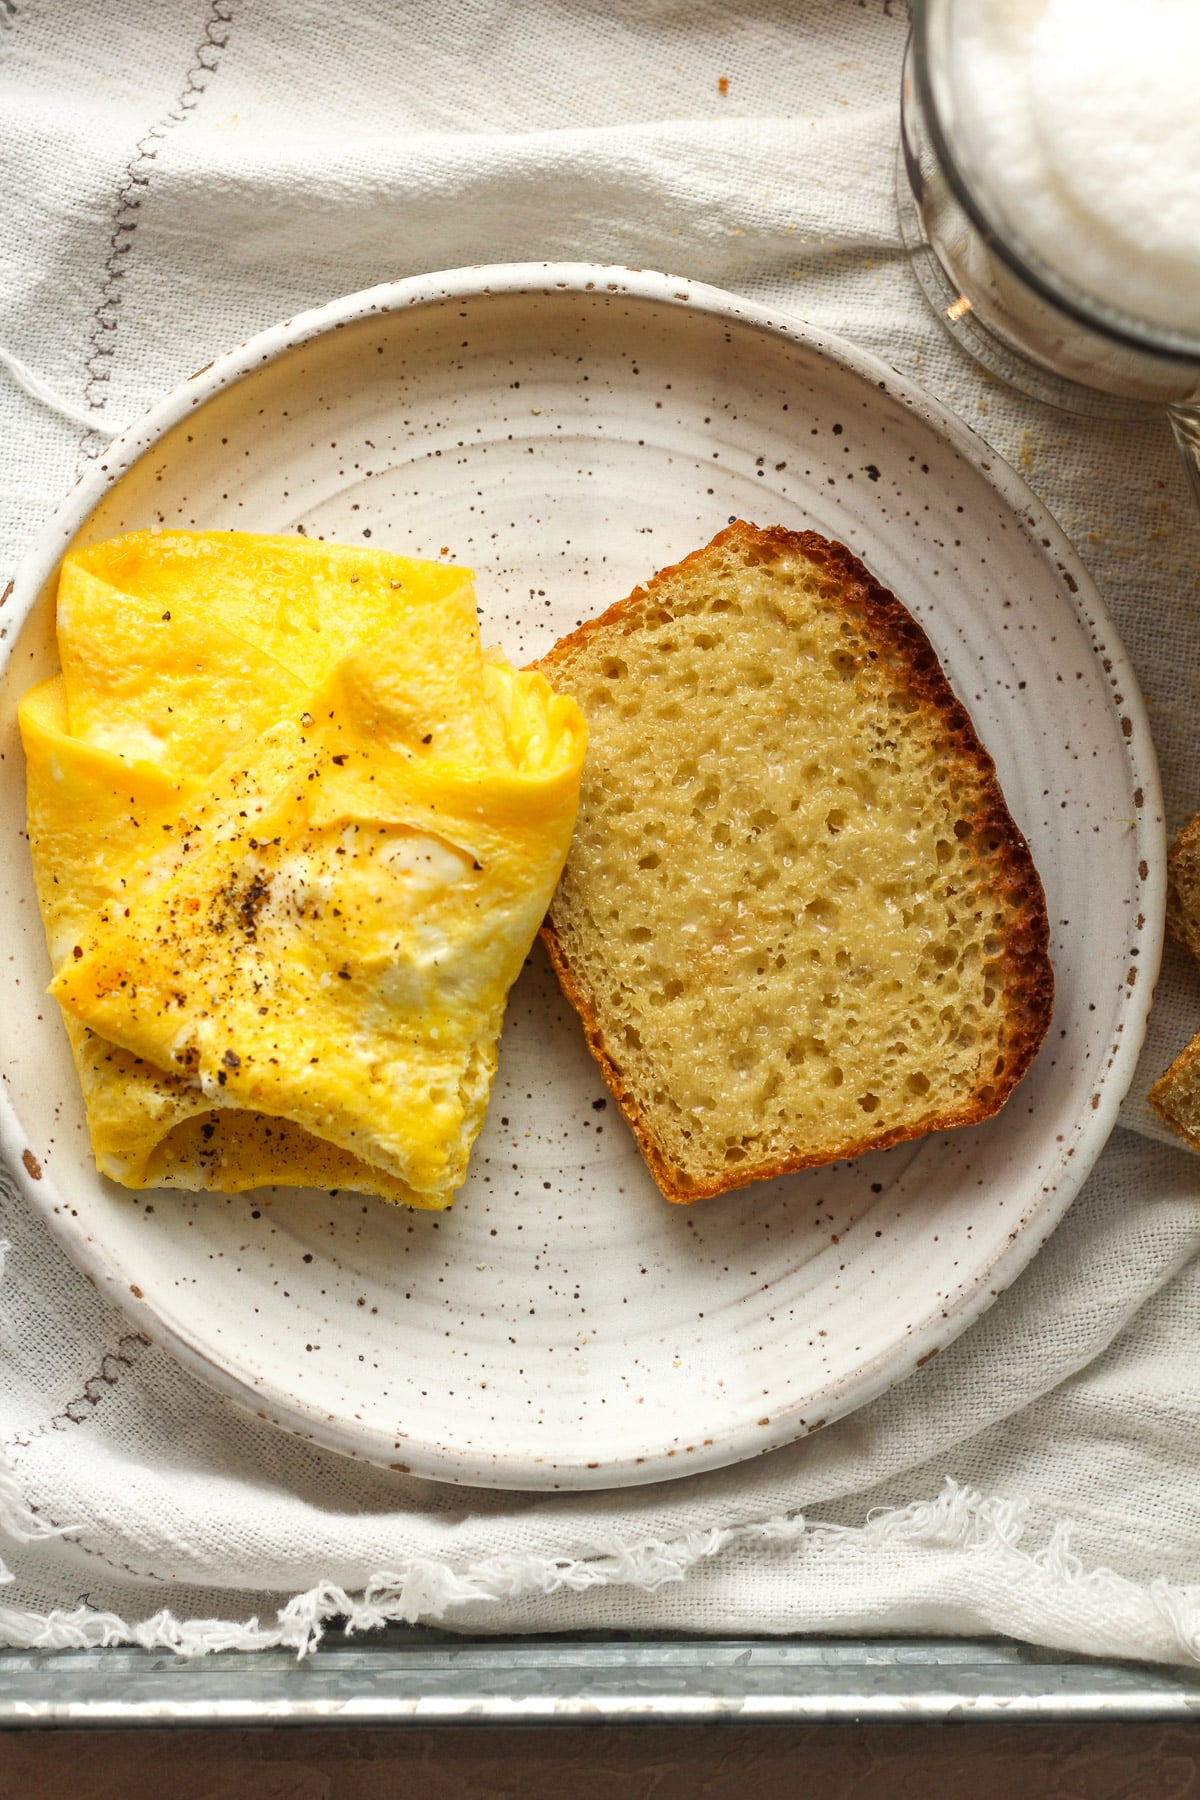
[1166,809,1200,967]
[537,522,1053,1201]
[1149,1036,1200,1151]
[1150,811,1200,1151]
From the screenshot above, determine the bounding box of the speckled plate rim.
[0,262,1165,1489]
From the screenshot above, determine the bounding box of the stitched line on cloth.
[3,1332,151,1452]
[0,1241,146,1574]
[9,1495,173,1587]
[1,1478,1199,1661]
[79,0,235,453]
[0,1245,81,1546]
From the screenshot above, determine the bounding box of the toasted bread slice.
[535,521,1053,1201]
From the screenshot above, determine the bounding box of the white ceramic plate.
[0,266,1163,1490]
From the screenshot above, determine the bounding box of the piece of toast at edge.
[1167,810,1200,968]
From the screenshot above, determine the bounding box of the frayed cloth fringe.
[0,342,122,436]
[2,1475,1199,1663]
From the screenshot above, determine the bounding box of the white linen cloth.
[2,0,1200,1664]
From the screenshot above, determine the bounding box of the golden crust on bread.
[1149,1029,1200,1152]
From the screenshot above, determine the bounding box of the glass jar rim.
[910,0,1200,367]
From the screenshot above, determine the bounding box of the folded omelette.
[20,530,586,1207]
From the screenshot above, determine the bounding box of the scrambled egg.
[20,531,586,1207]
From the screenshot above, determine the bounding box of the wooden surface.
[4,1724,1200,1796]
